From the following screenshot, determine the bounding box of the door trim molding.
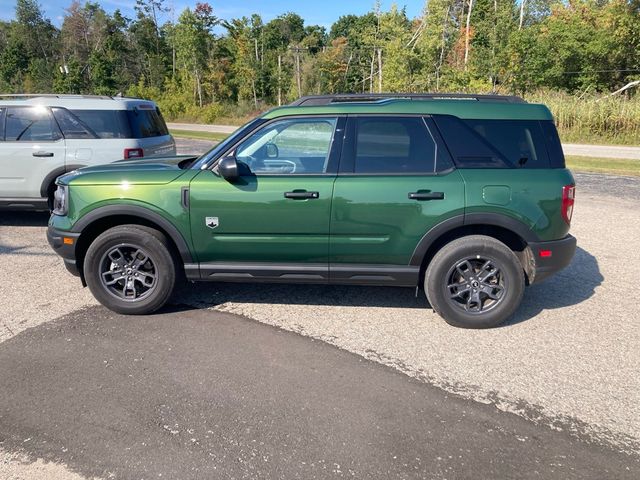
[188,261,419,286]
[0,197,48,210]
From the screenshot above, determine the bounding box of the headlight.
[52,185,68,215]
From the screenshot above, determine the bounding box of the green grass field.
[170,130,229,142]
[565,156,640,176]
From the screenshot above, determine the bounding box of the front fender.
[70,203,194,263]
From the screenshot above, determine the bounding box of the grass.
[170,130,229,142]
[525,91,640,146]
[565,155,640,176]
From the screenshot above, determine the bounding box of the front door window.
[235,118,337,175]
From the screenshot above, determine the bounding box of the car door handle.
[284,191,319,200]
[32,151,54,157]
[408,191,445,200]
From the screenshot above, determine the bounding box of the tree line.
[0,0,638,120]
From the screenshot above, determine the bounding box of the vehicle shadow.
[174,246,602,322]
[176,281,429,310]
[0,211,49,227]
[504,246,603,326]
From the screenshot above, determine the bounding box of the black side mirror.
[265,143,279,159]
[218,156,239,182]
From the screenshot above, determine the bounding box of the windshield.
[191,118,266,170]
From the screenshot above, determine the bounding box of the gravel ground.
[0,153,639,476]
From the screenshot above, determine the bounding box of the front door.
[0,106,66,199]
[329,115,465,285]
[189,116,344,282]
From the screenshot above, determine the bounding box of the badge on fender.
[205,217,219,229]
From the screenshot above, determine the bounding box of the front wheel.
[84,225,176,315]
[424,235,525,329]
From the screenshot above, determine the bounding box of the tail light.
[561,184,575,225]
[124,148,144,159]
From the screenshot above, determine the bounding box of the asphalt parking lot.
[0,139,638,478]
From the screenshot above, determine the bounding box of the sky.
[0,0,425,29]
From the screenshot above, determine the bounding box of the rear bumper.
[529,234,577,284]
[47,225,81,277]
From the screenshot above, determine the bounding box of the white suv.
[0,94,176,210]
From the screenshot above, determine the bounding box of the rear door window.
[70,110,131,139]
[348,117,442,174]
[5,107,62,141]
[432,115,511,168]
[51,108,97,139]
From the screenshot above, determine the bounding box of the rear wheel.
[424,235,524,329]
[84,225,176,315]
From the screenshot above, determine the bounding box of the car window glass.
[126,107,170,138]
[5,107,61,141]
[354,117,437,174]
[51,108,96,139]
[432,115,511,168]
[464,119,550,168]
[235,118,337,175]
[540,120,565,168]
[70,110,131,139]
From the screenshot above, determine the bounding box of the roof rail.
[0,94,128,100]
[289,93,526,106]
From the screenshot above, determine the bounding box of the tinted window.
[5,107,61,141]
[464,119,550,168]
[540,121,566,168]
[51,108,97,139]
[126,108,169,138]
[235,118,337,174]
[70,110,131,139]
[353,117,437,174]
[432,115,510,168]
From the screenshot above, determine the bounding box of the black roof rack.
[0,94,135,100]
[289,93,525,106]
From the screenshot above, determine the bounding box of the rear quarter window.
[433,115,560,169]
[540,121,566,168]
[463,119,551,169]
[127,108,170,138]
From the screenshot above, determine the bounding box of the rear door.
[329,115,465,285]
[188,116,344,281]
[0,106,66,199]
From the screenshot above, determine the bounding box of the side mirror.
[265,143,279,159]
[218,156,239,182]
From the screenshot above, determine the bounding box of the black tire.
[424,235,524,329]
[46,182,56,211]
[84,225,177,315]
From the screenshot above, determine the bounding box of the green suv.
[47,93,576,328]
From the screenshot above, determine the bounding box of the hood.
[58,155,198,186]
